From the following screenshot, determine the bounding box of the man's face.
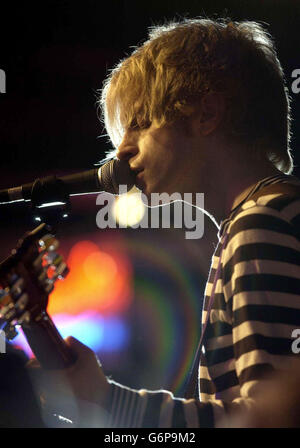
[116,119,204,201]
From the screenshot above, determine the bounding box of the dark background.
[0,0,299,395]
[0,0,299,176]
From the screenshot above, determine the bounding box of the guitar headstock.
[0,223,69,341]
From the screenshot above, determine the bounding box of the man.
[30,17,300,427]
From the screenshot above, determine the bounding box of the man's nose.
[116,131,139,162]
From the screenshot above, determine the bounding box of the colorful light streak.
[127,238,202,396]
[13,312,129,358]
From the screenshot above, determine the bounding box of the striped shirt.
[107,174,300,427]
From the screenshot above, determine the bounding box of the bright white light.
[112,188,145,227]
[37,201,66,208]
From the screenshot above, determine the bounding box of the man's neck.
[206,159,282,226]
[230,172,282,211]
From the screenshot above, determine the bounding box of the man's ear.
[193,92,226,136]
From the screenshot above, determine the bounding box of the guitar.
[0,223,76,369]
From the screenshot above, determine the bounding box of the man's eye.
[138,121,151,130]
[128,119,139,130]
[128,118,151,130]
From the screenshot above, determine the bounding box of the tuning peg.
[32,245,55,270]
[2,322,18,341]
[55,261,69,279]
[33,250,61,272]
[14,292,28,313]
[0,288,11,307]
[38,260,68,295]
[49,260,69,281]
[16,310,30,326]
[44,251,62,267]
[0,301,16,324]
[1,303,30,339]
[38,234,59,252]
[10,277,25,300]
[0,289,13,325]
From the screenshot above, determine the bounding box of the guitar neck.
[22,311,76,369]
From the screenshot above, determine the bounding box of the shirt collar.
[218,174,292,240]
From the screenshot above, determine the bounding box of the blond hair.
[99,18,293,173]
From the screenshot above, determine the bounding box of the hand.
[27,336,111,427]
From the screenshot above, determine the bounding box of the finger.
[64,336,102,369]
[65,336,93,357]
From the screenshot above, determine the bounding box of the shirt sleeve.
[219,204,300,420]
[105,204,300,428]
[106,379,215,428]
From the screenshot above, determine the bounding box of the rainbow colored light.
[13,238,133,357]
[12,230,203,397]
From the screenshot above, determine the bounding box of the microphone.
[0,159,136,204]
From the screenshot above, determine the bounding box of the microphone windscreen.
[99,159,136,194]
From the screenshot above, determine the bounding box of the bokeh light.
[13,312,129,358]
[112,189,145,227]
[12,237,133,358]
[48,240,133,315]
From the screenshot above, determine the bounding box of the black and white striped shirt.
[107,174,300,427]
